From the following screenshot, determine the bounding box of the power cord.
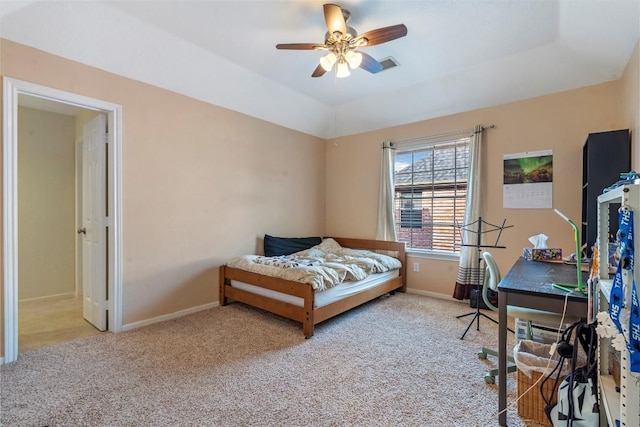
[497,292,570,416]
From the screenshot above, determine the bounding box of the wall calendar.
[503,149,553,209]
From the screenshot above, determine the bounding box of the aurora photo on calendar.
[503,154,553,185]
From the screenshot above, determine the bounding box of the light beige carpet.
[1,293,547,426]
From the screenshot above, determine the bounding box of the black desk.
[497,257,588,426]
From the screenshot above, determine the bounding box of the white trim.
[3,78,19,365]
[408,250,460,262]
[109,103,124,335]
[121,302,219,332]
[2,77,123,364]
[18,292,76,303]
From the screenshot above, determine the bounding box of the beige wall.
[326,82,623,296]
[1,37,638,359]
[620,40,640,169]
[0,39,326,340]
[17,107,76,300]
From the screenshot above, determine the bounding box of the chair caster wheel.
[484,374,495,384]
[478,351,487,359]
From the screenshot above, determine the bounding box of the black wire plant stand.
[455,217,513,340]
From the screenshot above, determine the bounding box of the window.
[394,137,470,253]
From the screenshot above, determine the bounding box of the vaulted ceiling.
[1,1,639,138]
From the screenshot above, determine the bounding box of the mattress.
[230,269,399,308]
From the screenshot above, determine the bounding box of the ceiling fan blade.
[324,3,346,36]
[358,51,383,74]
[311,64,327,78]
[276,43,325,50]
[354,24,408,47]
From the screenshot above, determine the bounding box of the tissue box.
[523,248,562,261]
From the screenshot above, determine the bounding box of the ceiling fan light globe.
[345,51,363,69]
[336,61,350,78]
[320,52,337,72]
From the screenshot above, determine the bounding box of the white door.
[81,114,107,331]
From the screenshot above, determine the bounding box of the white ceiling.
[1,1,639,138]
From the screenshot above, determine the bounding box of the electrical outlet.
[413,262,419,272]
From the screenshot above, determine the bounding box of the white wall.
[620,40,639,169]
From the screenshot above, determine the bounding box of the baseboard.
[0,356,4,365]
[405,288,467,304]
[18,292,76,303]
[121,302,219,332]
[104,291,462,333]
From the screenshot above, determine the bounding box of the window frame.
[393,136,471,259]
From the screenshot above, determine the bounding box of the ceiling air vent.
[378,57,399,72]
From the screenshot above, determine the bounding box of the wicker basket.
[517,369,563,425]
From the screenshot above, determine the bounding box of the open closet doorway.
[3,78,123,364]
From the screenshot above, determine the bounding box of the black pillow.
[263,235,322,257]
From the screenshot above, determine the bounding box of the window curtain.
[376,141,398,241]
[453,125,483,300]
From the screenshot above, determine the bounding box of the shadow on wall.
[125,261,219,327]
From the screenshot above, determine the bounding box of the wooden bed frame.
[219,237,406,338]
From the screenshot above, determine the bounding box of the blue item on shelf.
[603,170,640,193]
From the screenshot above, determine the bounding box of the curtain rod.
[390,124,495,146]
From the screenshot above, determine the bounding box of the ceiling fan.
[276,3,408,78]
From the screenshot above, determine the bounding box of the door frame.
[2,77,123,364]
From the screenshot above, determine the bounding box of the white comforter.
[226,238,402,292]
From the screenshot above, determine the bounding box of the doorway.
[3,77,123,364]
[17,101,100,353]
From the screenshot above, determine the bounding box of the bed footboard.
[220,265,317,337]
